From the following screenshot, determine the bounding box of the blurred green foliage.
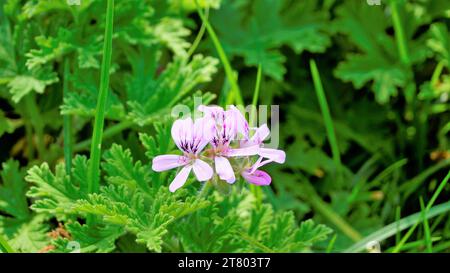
[0,0,449,253]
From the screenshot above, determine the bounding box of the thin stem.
[251,64,263,109]
[186,7,209,59]
[309,59,342,183]
[63,59,72,173]
[431,60,445,87]
[74,120,132,152]
[198,181,212,198]
[249,64,263,207]
[24,118,34,161]
[25,94,45,160]
[0,233,14,253]
[195,1,244,106]
[391,0,410,65]
[87,0,115,194]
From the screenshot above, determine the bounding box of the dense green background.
[0,0,449,253]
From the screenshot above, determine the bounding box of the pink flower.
[152,117,215,192]
[241,169,272,186]
[241,124,286,165]
[199,105,259,184]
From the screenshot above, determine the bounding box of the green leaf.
[210,0,331,80]
[153,18,191,56]
[6,215,49,253]
[102,144,151,193]
[0,160,50,253]
[127,54,218,126]
[7,67,58,103]
[0,160,29,220]
[26,155,89,217]
[295,219,333,249]
[52,222,125,253]
[333,1,434,103]
[427,23,450,67]
[333,2,410,104]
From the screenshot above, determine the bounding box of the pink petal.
[171,117,194,151]
[227,145,260,157]
[193,117,215,153]
[259,148,286,163]
[241,169,272,186]
[228,106,249,139]
[152,155,187,172]
[192,159,213,181]
[251,124,270,144]
[215,156,236,184]
[198,105,224,118]
[169,165,192,192]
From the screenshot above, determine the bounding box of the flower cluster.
[152,105,286,192]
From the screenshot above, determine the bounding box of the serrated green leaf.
[25,156,89,217]
[210,0,331,80]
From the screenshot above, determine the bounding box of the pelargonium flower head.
[152,117,215,192]
[199,105,258,184]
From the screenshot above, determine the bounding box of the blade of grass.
[63,59,72,173]
[87,0,114,194]
[0,233,14,253]
[195,1,244,106]
[400,158,450,199]
[419,197,433,253]
[368,158,408,187]
[346,170,450,253]
[309,59,342,184]
[391,169,449,253]
[385,237,441,253]
[326,234,337,253]
[395,206,401,244]
[344,200,450,252]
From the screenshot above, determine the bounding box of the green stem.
[431,60,446,87]
[0,233,14,253]
[186,7,209,59]
[24,119,34,161]
[63,59,72,173]
[74,120,132,152]
[25,94,45,160]
[250,64,262,126]
[309,59,342,183]
[87,0,115,194]
[195,1,244,106]
[391,0,410,65]
[249,64,263,206]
